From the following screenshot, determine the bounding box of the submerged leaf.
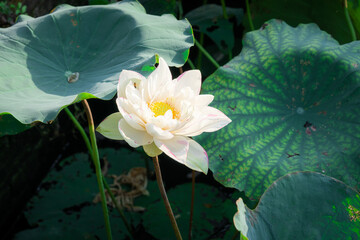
[196,19,360,199]
[143,183,238,240]
[185,4,243,53]
[14,148,155,239]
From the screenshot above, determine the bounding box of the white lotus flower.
[97,57,231,174]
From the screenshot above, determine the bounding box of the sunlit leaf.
[0,0,193,125]
[234,172,360,239]
[196,19,360,200]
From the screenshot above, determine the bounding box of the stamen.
[149,100,179,119]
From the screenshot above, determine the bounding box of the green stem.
[231,230,240,240]
[344,0,357,41]
[102,176,134,238]
[187,58,196,70]
[220,0,228,19]
[64,107,133,238]
[195,39,220,69]
[81,100,113,240]
[178,0,183,20]
[196,33,205,69]
[64,108,92,155]
[246,0,255,31]
[188,170,196,240]
[152,156,183,240]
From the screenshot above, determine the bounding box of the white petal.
[146,57,172,100]
[194,94,214,106]
[143,142,163,157]
[145,123,174,140]
[118,70,146,98]
[125,81,142,104]
[150,114,180,131]
[119,119,153,148]
[154,136,189,165]
[96,112,124,140]
[116,98,145,131]
[185,139,208,174]
[175,106,232,137]
[175,70,201,95]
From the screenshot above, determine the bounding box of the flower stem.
[81,100,113,240]
[188,170,196,240]
[344,0,357,41]
[178,0,183,20]
[102,176,134,238]
[196,33,205,69]
[195,39,220,69]
[64,107,92,154]
[187,58,196,70]
[152,156,183,240]
[231,230,240,240]
[220,0,228,19]
[246,0,255,31]
[64,106,134,238]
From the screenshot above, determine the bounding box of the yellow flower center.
[149,100,179,119]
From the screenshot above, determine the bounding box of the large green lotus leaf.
[14,148,156,239]
[0,114,32,136]
[244,0,356,44]
[143,182,238,240]
[185,4,243,53]
[196,19,360,200]
[0,0,193,124]
[349,0,360,35]
[234,172,360,239]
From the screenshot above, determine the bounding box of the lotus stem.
[188,170,196,240]
[196,33,204,69]
[64,106,135,239]
[81,100,113,240]
[178,0,183,20]
[246,0,255,31]
[220,0,228,19]
[187,58,196,70]
[195,39,220,69]
[231,230,240,240]
[102,176,134,238]
[152,156,183,240]
[344,0,357,41]
[64,107,92,154]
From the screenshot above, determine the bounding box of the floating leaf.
[196,19,360,199]
[143,183,238,240]
[0,0,193,125]
[245,0,357,44]
[185,4,243,53]
[14,148,157,239]
[234,172,360,239]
